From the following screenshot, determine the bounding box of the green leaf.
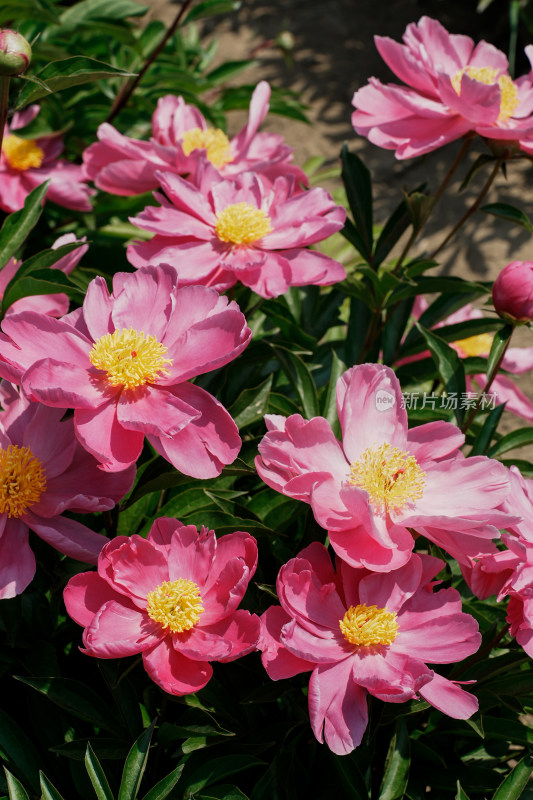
[0,710,40,794]
[0,182,49,269]
[140,762,185,800]
[469,403,505,455]
[2,269,83,316]
[184,0,241,23]
[15,676,123,735]
[85,744,114,800]
[59,0,147,28]
[228,375,273,429]
[117,723,155,800]
[16,58,135,108]
[455,781,472,800]
[481,202,533,233]
[272,346,319,419]
[340,144,373,262]
[3,769,30,800]
[489,427,533,457]
[197,785,249,800]
[373,197,412,267]
[486,324,514,377]
[416,322,467,424]
[491,754,533,799]
[183,756,264,795]
[379,718,410,800]
[39,773,67,800]
[206,61,255,85]
[321,350,346,437]
[403,190,435,235]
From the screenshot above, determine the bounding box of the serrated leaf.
[85,744,114,800]
[340,144,373,262]
[481,202,533,233]
[16,58,135,108]
[379,718,410,800]
[39,773,67,800]
[117,722,155,800]
[492,754,533,799]
[0,182,49,269]
[140,761,185,800]
[3,768,30,800]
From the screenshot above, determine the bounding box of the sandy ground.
[145,0,533,447]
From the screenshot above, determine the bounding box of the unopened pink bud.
[492,261,533,323]
[0,29,31,76]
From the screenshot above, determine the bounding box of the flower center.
[146,578,204,633]
[215,202,273,245]
[89,328,172,390]
[347,442,425,514]
[451,66,519,122]
[0,445,46,518]
[340,603,398,647]
[181,127,233,168]
[2,134,45,171]
[453,332,494,358]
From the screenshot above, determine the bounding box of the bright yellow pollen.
[146,579,204,633]
[454,332,494,358]
[340,603,398,647]
[181,127,233,168]
[451,66,519,122]
[347,442,425,514]
[0,445,46,518]
[215,202,273,245]
[2,134,45,171]
[89,328,172,390]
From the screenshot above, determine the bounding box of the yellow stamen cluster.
[340,603,399,647]
[146,578,204,633]
[89,328,172,390]
[0,445,46,518]
[181,127,233,168]
[215,202,273,245]
[2,134,44,171]
[347,442,425,514]
[451,66,519,122]
[454,332,494,358]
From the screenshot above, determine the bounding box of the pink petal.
[25,513,108,563]
[117,385,199,437]
[419,672,478,719]
[75,398,144,472]
[64,571,119,628]
[259,606,314,680]
[0,517,35,599]
[83,599,162,657]
[143,636,212,695]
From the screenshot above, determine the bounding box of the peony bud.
[0,29,31,76]
[492,261,533,323]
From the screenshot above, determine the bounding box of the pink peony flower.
[256,363,511,571]
[127,167,346,297]
[492,261,533,323]
[0,233,88,318]
[0,381,134,598]
[351,16,533,158]
[402,298,533,424]
[0,264,251,473]
[0,105,94,212]
[64,518,259,696]
[259,544,480,755]
[83,81,307,196]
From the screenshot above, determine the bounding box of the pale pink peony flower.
[64,518,259,696]
[402,298,533,424]
[0,381,134,598]
[0,265,251,473]
[255,363,511,571]
[82,81,307,196]
[0,233,88,318]
[0,105,93,212]
[351,16,533,158]
[259,543,480,755]
[127,167,346,297]
[492,261,533,323]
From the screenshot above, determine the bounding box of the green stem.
[461,328,513,434]
[430,158,502,260]
[106,0,196,124]
[0,75,10,156]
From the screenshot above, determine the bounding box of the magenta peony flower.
[492,261,533,323]
[83,81,306,196]
[0,382,134,598]
[0,265,251,473]
[351,16,533,158]
[0,105,93,212]
[127,167,346,297]
[0,233,88,318]
[256,363,511,571]
[259,543,480,755]
[64,519,259,696]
